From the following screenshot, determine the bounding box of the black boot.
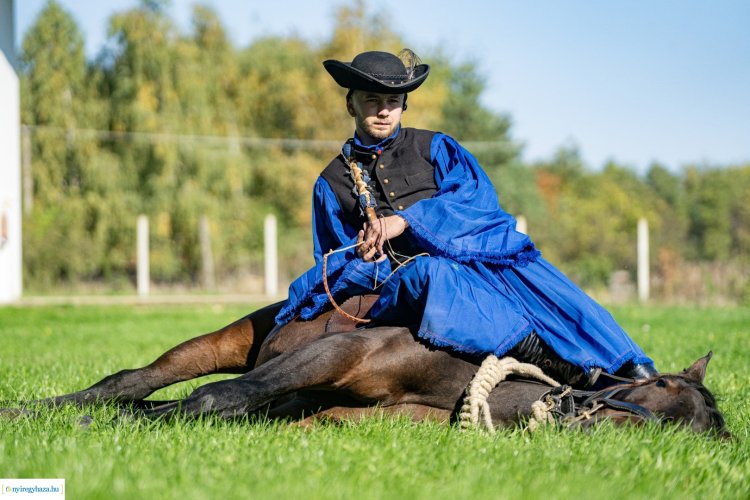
[585,361,659,390]
[616,362,659,380]
[505,331,586,387]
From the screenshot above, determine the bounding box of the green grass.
[1,304,749,499]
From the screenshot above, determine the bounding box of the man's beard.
[362,121,393,140]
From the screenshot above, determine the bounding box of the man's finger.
[375,239,385,255]
[365,229,380,247]
[364,245,381,262]
[356,230,366,257]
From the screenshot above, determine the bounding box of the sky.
[13,0,750,172]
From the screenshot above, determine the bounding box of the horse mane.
[669,374,728,437]
[690,379,728,436]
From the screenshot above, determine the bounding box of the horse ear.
[682,351,713,383]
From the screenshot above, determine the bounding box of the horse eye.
[655,379,667,388]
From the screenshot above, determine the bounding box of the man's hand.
[356,215,409,262]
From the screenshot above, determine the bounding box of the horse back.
[254,295,379,367]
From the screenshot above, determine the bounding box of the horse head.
[578,352,729,438]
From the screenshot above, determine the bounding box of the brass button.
[379,164,385,169]
[383,178,390,184]
[371,154,377,160]
[389,191,395,197]
[398,205,404,210]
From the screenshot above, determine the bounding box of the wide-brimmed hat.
[323,49,429,94]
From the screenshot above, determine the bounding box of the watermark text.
[1,479,64,499]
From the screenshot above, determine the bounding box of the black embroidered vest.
[320,128,438,236]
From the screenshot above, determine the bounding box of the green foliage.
[19,0,521,291]
[438,60,512,142]
[493,161,543,215]
[684,165,750,262]
[528,148,750,290]
[18,1,750,296]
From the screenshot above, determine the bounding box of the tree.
[684,166,733,260]
[17,0,539,291]
[20,0,109,286]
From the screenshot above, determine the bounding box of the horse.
[5,297,729,436]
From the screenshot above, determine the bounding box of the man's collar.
[353,125,401,151]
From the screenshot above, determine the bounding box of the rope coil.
[458,355,560,434]
[322,242,372,324]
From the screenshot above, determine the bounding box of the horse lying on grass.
[5,298,729,436]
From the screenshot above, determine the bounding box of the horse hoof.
[0,407,34,420]
[78,415,94,429]
[115,407,140,423]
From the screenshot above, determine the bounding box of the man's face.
[347,90,405,144]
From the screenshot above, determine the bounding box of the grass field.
[1,304,749,499]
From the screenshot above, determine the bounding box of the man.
[276,49,658,386]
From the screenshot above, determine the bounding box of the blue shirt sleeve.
[312,176,359,264]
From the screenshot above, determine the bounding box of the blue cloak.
[276,133,652,373]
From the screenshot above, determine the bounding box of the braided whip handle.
[342,143,378,223]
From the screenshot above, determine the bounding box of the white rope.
[527,400,556,432]
[459,355,560,434]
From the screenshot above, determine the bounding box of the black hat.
[323,49,429,94]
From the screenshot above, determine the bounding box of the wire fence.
[17,125,750,304]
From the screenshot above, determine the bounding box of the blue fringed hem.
[276,304,304,325]
[416,319,535,359]
[416,327,487,356]
[417,321,652,376]
[399,211,541,268]
[493,322,536,358]
[275,275,349,325]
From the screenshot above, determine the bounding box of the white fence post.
[637,217,650,302]
[137,215,150,296]
[199,215,215,290]
[264,214,278,297]
[516,215,527,235]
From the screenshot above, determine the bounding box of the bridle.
[540,381,660,427]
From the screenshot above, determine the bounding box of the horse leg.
[140,326,476,420]
[139,330,381,419]
[39,301,285,407]
[30,295,373,409]
[294,404,452,427]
